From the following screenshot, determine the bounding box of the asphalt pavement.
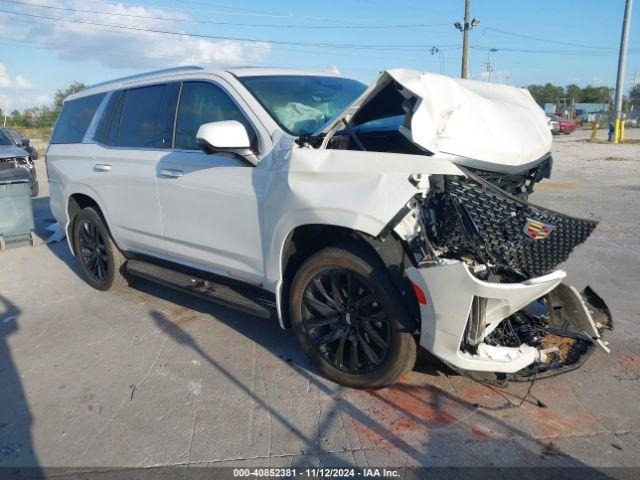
[0,129,638,475]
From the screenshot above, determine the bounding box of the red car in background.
[548,113,577,134]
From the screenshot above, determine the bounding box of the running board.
[126,259,275,319]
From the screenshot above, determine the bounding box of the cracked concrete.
[0,129,638,472]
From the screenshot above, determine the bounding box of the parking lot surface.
[1,129,639,474]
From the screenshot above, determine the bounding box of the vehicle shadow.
[0,294,43,479]
[138,281,612,474]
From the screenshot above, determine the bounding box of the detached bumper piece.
[433,169,597,277]
[407,262,612,381]
[488,284,613,382]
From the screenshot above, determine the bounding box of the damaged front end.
[401,169,612,381]
[300,68,610,380]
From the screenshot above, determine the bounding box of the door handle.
[159,169,184,178]
[93,163,112,172]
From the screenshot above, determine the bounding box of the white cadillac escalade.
[47,66,611,387]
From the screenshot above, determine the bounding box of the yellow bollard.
[613,118,620,144]
[621,120,625,143]
[590,122,599,142]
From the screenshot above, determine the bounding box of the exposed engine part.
[423,168,597,278]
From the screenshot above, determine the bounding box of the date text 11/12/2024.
[233,468,401,478]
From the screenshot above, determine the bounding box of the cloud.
[36,94,52,104]
[0,91,51,111]
[14,75,34,90]
[0,64,35,90]
[0,0,271,69]
[0,65,10,89]
[0,69,49,111]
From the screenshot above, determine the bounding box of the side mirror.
[19,138,30,148]
[196,121,256,165]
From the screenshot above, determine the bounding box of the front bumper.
[406,261,611,376]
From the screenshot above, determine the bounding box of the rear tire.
[289,243,416,388]
[72,207,130,291]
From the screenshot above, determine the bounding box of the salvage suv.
[47,66,611,388]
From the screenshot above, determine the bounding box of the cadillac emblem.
[523,218,555,240]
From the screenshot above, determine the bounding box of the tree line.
[525,83,614,104]
[1,82,85,130]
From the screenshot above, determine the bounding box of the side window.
[105,91,125,146]
[50,93,105,144]
[94,91,122,144]
[116,84,166,148]
[174,81,253,150]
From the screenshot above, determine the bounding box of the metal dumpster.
[0,167,35,250]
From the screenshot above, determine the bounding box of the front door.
[157,81,266,284]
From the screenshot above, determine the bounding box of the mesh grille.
[438,173,597,277]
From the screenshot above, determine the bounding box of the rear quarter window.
[50,93,105,144]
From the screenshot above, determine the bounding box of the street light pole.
[430,46,445,74]
[455,1,479,79]
[461,0,470,78]
[613,0,633,143]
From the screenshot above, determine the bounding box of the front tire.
[289,244,416,388]
[72,207,130,291]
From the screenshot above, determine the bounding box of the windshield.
[0,130,13,146]
[7,129,22,141]
[239,75,367,136]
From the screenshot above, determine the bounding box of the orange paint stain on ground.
[377,384,458,427]
[171,313,202,325]
[470,427,488,438]
[350,419,389,449]
[617,353,640,373]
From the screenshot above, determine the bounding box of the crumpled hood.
[316,69,552,168]
[0,145,29,159]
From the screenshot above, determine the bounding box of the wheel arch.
[276,223,420,332]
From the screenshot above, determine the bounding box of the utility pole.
[461,0,470,78]
[613,0,633,143]
[486,48,498,82]
[454,0,479,79]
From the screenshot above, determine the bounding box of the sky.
[0,0,638,111]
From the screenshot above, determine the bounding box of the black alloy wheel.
[78,219,109,282]
[301,268,391,374]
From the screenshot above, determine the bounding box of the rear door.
[156,80,266,284]
[91,83,178,255]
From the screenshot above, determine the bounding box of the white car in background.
[46,67,610,387]
[546,115,560,135]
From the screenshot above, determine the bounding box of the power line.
[482,27,614,51]
[0,7,460,51]
[85,0,410,23]
[0,13,459,62]
[471,45,640,56]
[0,0,452,29]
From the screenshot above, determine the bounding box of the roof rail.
[85,66,205,90]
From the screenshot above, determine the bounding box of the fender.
[63,183,116,256]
